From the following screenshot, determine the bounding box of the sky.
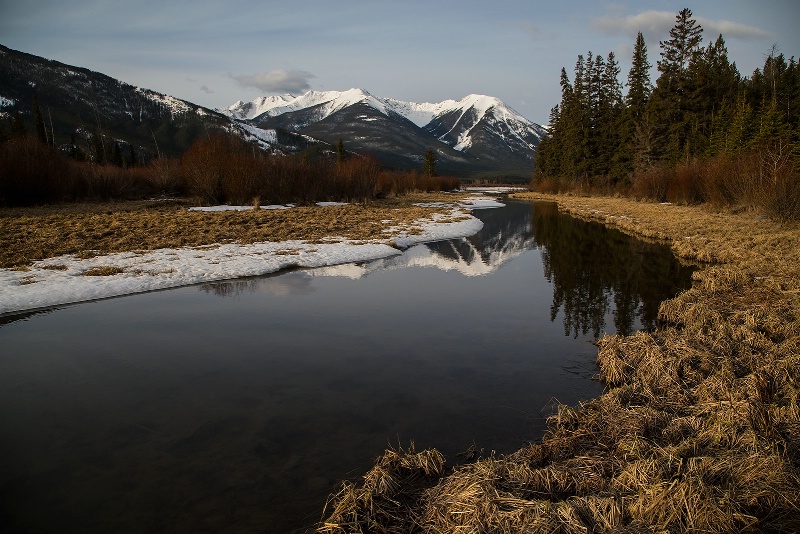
[2,0,799,124]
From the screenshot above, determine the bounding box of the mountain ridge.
[1,44,543,179]
[224,88,545,178]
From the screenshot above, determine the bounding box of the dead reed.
[319,194,800,533]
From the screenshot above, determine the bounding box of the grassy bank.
[319,194,800,533]
[0,194,471,269]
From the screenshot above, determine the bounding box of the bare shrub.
[668,160,705,204]
[0,136,75,205]
[335,155,381,201]
[723,151,762,210]
[760,166,800,222]
[533,176,567,194]
[145,157,185,196]
[755,140,800,222]
[702,154,738,208]
[630,165,672,202]
[181,134,251,204]
[83,164,137,200]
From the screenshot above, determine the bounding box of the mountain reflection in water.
[203,199,694,339]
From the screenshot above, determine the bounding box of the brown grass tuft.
[81,265,125,276]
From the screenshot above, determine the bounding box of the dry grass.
[0,193,469,268]
[319,193,800,533]
[81,265,125,276]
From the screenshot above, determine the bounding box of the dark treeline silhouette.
[533,8,800,221]
[0,129,460,206]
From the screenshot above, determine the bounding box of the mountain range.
[0,44,544,179]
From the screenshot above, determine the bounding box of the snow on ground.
[415,196,505,210]
[465,186,526,194]
[0,202,493,315]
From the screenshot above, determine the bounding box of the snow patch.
[136,88,191,116]
[0,204,497,315]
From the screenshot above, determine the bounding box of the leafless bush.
[630,165,672,202]
[668,159,706,204]
[0,136,75,205]
[145,157,185,196]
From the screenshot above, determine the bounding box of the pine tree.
[688,35,740,156]
[423,149,436,177]
[128,144,137,168]
[32,92,48,145]
[598,52,623,180]
[658,9,704,82]
[9,110,26,137]
[336,137,346,164]
[653,8,704,161]
[617,32,653,180]
[627,32,652,122]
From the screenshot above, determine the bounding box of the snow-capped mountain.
[224,88,546,178]
[1,43,544,178]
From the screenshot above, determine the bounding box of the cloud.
[593,10,675,37]
[512,21,542,41]
[592,10,771,41]
[231,69,315,93]
[199,85,214,94]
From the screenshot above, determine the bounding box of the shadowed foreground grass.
[319,194,800,533]
[0,194,470,269]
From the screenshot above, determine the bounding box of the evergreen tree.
[32,93,48,145]
[112,141,124,167]
[423,148,437,177]
[598,51,623,180]
[9,110,26,137]
[618,32,653,180]
[336,137,346,164]
[658,9,704,81]
[627,32,652,121]
[128,144,137,168]
[653,8,704,161]
[92,126,105,164]
[688,35,740,156]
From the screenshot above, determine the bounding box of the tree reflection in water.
[529,201,695,338]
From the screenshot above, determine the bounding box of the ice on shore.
[0,202,492,315]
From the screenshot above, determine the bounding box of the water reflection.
[0,199,694,533]
[530,202,695,337]
[202,200,693,339]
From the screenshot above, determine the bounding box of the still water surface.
[0,200,694,533]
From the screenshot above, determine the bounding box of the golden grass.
[81,265,125,276]
[0,193,470,268]
[319,193,800,533]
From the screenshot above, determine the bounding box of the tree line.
[0,117,458,207]
[533,8,800,221]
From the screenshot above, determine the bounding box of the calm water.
[0,200,694,533]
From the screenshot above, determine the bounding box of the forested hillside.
[533,8,799,221]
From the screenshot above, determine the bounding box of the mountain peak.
[221,88,545,178]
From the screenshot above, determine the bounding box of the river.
[0,199,694,533]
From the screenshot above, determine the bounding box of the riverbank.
[0,193,500,315]
[320,194,800,532]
